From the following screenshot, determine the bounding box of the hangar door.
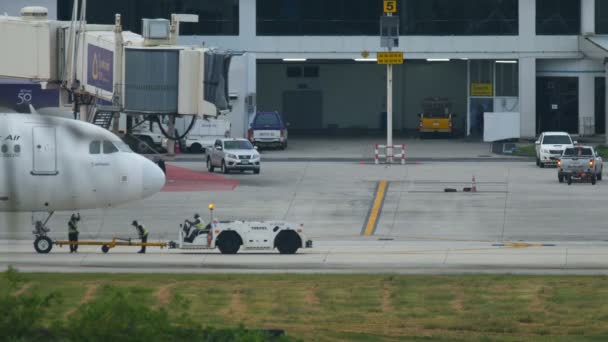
[32,126,58,175]
[282,91,323,132]
[536,77,578,134]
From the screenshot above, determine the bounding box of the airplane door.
[32,127,58,175]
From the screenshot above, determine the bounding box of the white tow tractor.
[168,204,313,254]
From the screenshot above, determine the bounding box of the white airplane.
[0,112,166,252]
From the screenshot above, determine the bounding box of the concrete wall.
[257,61,468,131]
[182,0,582,61]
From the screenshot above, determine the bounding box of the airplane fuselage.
[0,113,165,212]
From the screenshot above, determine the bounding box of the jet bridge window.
[103,141,119,154]
[89,141,101,154]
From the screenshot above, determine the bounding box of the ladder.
[91,111,114,129]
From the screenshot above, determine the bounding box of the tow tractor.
[32,204,313,254]
[169,204,313,254]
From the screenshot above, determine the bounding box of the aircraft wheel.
[101,245,110,254]
[34,236,53,254]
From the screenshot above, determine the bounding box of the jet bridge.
[0,5,232,119]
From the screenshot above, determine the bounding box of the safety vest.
[194,219,204,230]
[138,226,149,238]
[68,220,78,234]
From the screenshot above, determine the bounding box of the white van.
[182,118,231,153]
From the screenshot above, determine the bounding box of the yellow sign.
[377,52,403,64]
[384,0,397,13]
[471,83,493,96]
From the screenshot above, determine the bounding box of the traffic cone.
[174,141,181,154]
[471,175,477,193]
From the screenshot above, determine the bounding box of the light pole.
[380,1,400,163]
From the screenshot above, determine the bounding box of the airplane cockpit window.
[89,141,101,154]
[13,145,20,153]
[114,141,133,153]
[103,141,119,154]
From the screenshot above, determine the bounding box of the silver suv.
[207,138,261,174]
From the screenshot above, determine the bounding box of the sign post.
[380,0,399,163]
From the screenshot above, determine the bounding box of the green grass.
[595,145,608,159]
[511,144,536,157]
[509,144,608,160]
[5,273,608,341]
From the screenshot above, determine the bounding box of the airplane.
[0,112,166,252]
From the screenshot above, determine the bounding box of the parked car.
[207,138,261,174]
[557,146,603,185]
[535,132,576,168]
[248,111,288,149]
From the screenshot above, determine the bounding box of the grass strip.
[3,272,608,341]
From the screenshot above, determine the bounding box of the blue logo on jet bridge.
[87,44,114,92]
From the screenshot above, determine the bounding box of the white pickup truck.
[557,146,603,185]
[535,132,575,168]
[183,118,231,153]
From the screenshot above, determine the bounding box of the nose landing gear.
[32,212,54,254]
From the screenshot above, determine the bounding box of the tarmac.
[2,138,608,274]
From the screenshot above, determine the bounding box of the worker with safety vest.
[68,213,80,253]
[185,213,205,242]
[132,220,149,254]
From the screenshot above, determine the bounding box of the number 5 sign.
[384,0,397,13]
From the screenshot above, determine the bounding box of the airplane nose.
[142,158,166,198]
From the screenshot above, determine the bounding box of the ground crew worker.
[132,220,149,254]
[185,214,204,242]
[68,213,80,253]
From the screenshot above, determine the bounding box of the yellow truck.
[418,97,454,136]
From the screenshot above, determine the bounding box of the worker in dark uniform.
[132,220,149,254]
[68,213,80,253]
[184,213,204,242]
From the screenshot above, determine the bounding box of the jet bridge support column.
[80,104,90,122]
[166,116,176,155]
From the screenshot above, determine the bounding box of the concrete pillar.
[519,58,536,138]
[241,0,256,41]
[582,0,596,35]
[519,0,535,40]
[518,0,536,138]
[579,73,595,135]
